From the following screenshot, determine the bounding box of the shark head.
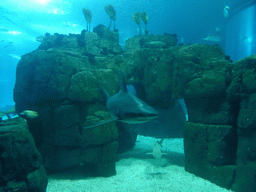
[106,74,158,124]
[83,73,158,129]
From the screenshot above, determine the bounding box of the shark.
[223,5,230,18]
[202,35,221,42]
[202,28,222,42]
[83,74,159,129]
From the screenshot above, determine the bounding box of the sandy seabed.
[47,136,233,192]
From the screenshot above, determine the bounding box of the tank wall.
[225,3,256,61]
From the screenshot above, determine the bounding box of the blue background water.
[225,2,256,61]
[0,0,246,107]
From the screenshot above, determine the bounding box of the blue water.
[225,2,256,61]
[0,0,251,107]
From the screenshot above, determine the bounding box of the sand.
[47,136,233,192]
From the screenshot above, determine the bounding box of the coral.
[141,12,149,35]
[104,5,116,30]
[132,12,141,25]
[132,12,142,35]
[141,12,148,24]
[82,8,92,32]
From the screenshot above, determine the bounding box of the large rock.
[226,55,256,192]
[13,34,233,175]
[0,117,47,192]
[175,44,231,125]
[184,55,256,192]
[129,43,231,122]
[14,31,256,190]
[93,24,124,55]
[14,45,121,176]
[184,122,236,189]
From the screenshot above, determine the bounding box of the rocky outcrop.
[0,117,47,192]
[38,25,123,56]
[14,27,123,177]
[13,25,256,191]
[226,55,256,192]
[184,123,236,189]
[174,44,231,124]
[184,55,256,191]
[13,31,231,177]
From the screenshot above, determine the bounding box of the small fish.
[0,107,17,121]
[9,54,21,60]
[0,107,16,119]
[153,139,164,159]
[145,41,166,49]
[223,5,230,18]
[20,110,39,119]
[0,28,10,32]
[146,139,166,159]
[36,36,45,42]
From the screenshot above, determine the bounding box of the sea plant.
[104,5,116,30]
[132,12,142,35]
[82,8,92,32]
[141,12,149,35]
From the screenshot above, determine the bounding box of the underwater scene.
[0,0,256,191]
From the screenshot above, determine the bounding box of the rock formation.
[0,117,47,191]
[11,23,256,191]
[184,54,256,191]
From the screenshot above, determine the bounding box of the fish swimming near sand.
[146,139,167,159]
[153,139,164,159]
[83,74,158,129]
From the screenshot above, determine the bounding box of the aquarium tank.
[0,0,256,192]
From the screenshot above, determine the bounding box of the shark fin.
[82,118,118,129]
[120,73,128,92]
[100,87,110,100]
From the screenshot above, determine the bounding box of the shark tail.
[157,138,164,147]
